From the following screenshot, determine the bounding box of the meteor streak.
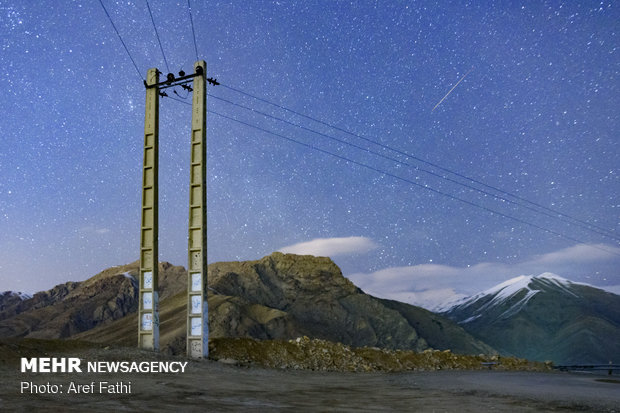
[431,68,473,112]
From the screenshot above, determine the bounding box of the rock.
[218,358,238,365]
[209,336,549,373]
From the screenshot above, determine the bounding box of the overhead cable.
[97,0,144,81]
[209,93,619,243]
[220,83,618,242]
[187,0,200,62]
[205,108,620,258]
[145,0,170,73]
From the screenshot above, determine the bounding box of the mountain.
[0,291,33,321]
[0,261,186,339]
[0,252,493,356]
[441,273,620,364]
[204,252,492,354]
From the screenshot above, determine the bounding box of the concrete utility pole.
[138,61,213,357]
[186,60,209,359]
[138,67,160,351]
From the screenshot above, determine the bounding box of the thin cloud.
[348,243,620,310]
[279,236,378,257]
[530,243,620,265]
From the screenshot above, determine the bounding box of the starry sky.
[1,1,618,309]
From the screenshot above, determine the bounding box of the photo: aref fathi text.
[21,380,132,395]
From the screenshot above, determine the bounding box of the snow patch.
[469,276,542,320]
[445,272,591,322]
[460,314,482,324]
[497,288,540,319]
[122,271,136,281]
[16,291,32,300]
[1,291,32,300]
[433,294,470,313]
[535,273,579,297]
[483,275,533,302]
[448,275,536,313]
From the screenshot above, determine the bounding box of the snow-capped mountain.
[444,273,586,322]
[0,291,34,323]
[0,291,32,308]
[0,291,33,300]
[441,273,620,364]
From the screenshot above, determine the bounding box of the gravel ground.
[3,350,619,412]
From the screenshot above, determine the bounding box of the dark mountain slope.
[442,273,620,364]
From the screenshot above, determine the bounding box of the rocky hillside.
[442,273,620,364]
[3,253,493,356]
[0,262,186,339]
[0,291,33,321]
[82,252,493,355]
[206,252,492,354]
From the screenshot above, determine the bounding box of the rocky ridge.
[2,252,493,358]
[208,252,428,351]
[78,252,493,355]
[0,262,186,339]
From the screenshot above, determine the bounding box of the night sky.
[1,1,618,309]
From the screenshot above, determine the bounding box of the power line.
[187,0,199,62]
[96,0,615,243]
[145,0,170,73]
[205,108,620,258]
[162,91,620,255]
[220,83,618,241]
[208,92,620,243]
[133,4,615,246]
[165,94,192,106]
[97,0,144,82]
[96,1,618,256]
